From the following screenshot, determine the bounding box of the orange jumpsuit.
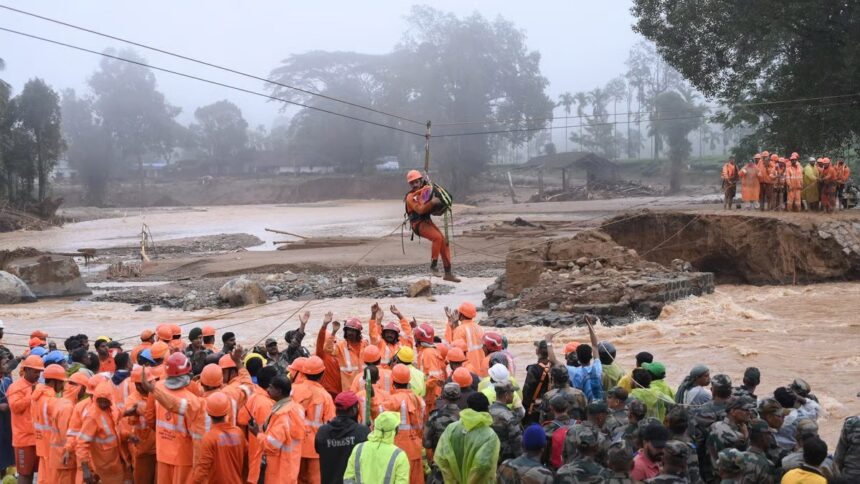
[324,333,367,392]
[50,396,76,484]
[385,388,426,484]
[31,384,56,478]
[191,422,246,484]
[64,397,94,484]
[124,390,156,484]
[369,318,414,367]
[315,328,342,397]
[292,380,336,484]
[238,386,273,484]
[7,378,38,475]
[416,345,446,416]
[349,366,393,394]
[260,398,306,484]
[449,320,485,376]
[821,164,838,211]
[75,402,129,484]
[201,369,252,430]
[721,162,738,207]
[98,355,116,375]
[356,388,391,426]
[786,163,804,211]
[406,186,452,269]
[757,159,776,210]
[149,381,204,483]
[739,162,760,203]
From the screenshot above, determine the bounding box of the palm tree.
[557,92,575,152]
[573,92,589,150]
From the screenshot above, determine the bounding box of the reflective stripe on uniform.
[178,398,188,416]
[399,401,412,431]
[304,403,324,428]
[340,343,357,373]
[353,443,364,483]
[464,327,482,352]
[266,434,295,452]
[384,448,403,484]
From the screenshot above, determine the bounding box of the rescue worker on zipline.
[405,170,461,282]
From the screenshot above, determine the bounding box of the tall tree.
[557,92,575,152]
[61,89,114,206]
[192,100,248,172]
[16,78,64,202]
[652,91,704,193]
[89,48,179,190]
[632,0,860,155]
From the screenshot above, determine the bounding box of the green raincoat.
[803,163,820,203]
[344,411,410,484]
[650,379,676,402]
[434,408,500,484]
[631,387,670,422]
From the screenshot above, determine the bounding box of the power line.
[433,98,860,138]
[0,26,425,138]
[434,92,860,128]
[0,3,426,127]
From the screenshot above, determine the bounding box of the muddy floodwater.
[2,281,857,443]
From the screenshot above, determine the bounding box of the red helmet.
[482,332,503,352]
[165,352,191,377]
[414,323,435,344]
[406,170,422,183]
[382,322,400,333]
[344,317,363,332]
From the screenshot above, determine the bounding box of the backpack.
[550,426,569,469]
[427,183,453,216]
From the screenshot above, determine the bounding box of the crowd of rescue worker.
[0,302,858,484]
[721,151,852,213]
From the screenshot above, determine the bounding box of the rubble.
[483,230,714,327]
[218,277,268,306]
[0,270,37,304]
[528,180,663,203]
[3,254,92,298]
[408,279,432,297]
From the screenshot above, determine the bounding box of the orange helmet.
[822,157,831,164]
[150,341,169,359]
[202,326,216,337]
[21,355,45,371]
[87,374,108,393]
[93,381,114,401]
[44,364,67,381]
[200,364,223,388]
[140,329,155,341]
[446,348,467,363]
[482,332,503,352]
[458,302,477,319]
[362,346,381,364]
[753,153,762,160]
[170,324,182,338]
[288,357,307,374]
[165,352,191,377]
[218,354,237,369]
[413,323,435,344]
[205,392,231,417]
[564,341,580,354]
[761,150,770,158]
[790,152,799,160]
[69,372,90,388]
[28,337,43,348]
[406,170,423,183]
[452,367,473,388]
[769,154,778,162]
[156,324,173,342]
[437,342,450,360]
[303,356,325,375]
[392,364,411,384]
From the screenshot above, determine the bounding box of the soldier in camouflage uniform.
[835,414,860,480]
[740,419,777,484]
[616,399,648,450]
[645,440,691,483]
[601,440,635,484]
[497,424,554,484]
[424,383,461,484]
[490,381,524,462]
[605,386,630,436]
[758,397,790,467]
[556,424,609,483]
[691,373,733,483]
[538,365,587,423]
[715,448,746,483]
[731,367,760,403]
[780,418,838,480]
[666,406,703,484]
[563,401,610,465]
[707,396,753,472]
[542,394,573,470]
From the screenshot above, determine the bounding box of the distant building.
[520,151,619,190]
[375,156,400,172]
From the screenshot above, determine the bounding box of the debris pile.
[483,230,714,327]
[529,180,662,203]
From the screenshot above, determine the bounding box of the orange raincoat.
[260,398,306,484]
[190,421,246,484]
[739,162,760,202]
[385,388,426,484]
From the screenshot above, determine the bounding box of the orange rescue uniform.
[75,399,129,484]
[415,344,446,415]
[369,318,414,367]
[405,185,452,269]
[349,366,393,394]
[191,422,246,484]
[260,398,306,484]
[739,162,760,202]
[325,334,367,391]
[7,377,38,473]
[149,380,204,483]
[31,384,56,478]
[124,390,156,484]
[786,163,804,210]
[292,380,336,484]
[385,388,426,484]
[315,327,342,397]
[238,386,273,484]
[449,319,486,376]
[356,388,391,426]
[49,395,76,484]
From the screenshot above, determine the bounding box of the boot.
[443,268,461,283]
[430,259,441,275]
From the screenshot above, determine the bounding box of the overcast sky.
[1,1,643,128]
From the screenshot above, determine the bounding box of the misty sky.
[1,1,643,129]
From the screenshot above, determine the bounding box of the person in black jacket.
[314,391,370,484]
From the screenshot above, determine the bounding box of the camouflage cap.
[758,398,789,416]
[726,396,755,411]
[575,424,601,446]
[587,400,608,415]
[628,399,647,419]
[441,382,461,400]
[663,440,689,458]
[795,418,819,437]
[607,386,628,401]
[711,373,733,389]
[749,419,770,435]
[549,393,570,411]
[789,378,811,396]
[716,448,746,473]
[743,367,761,385]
